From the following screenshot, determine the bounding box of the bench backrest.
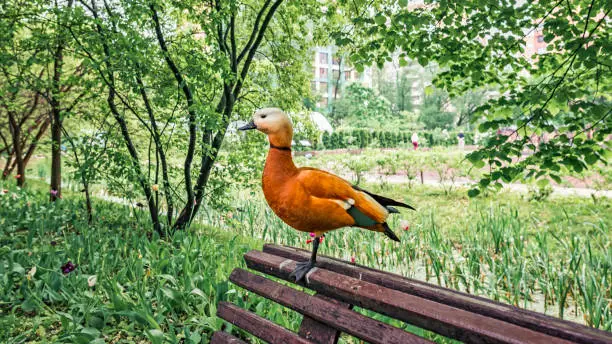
[212,244,612,344]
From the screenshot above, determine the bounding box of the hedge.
[319,129,474,150]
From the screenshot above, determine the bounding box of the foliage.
[333,0,611,196]
[320,129,474,150]
[2,179,610,343]
[0,0,327,233]
[453,89,487,127]
[331,83,394,126]
[419,88,454,130]
[0,0,86,189]
[374,66,413,112]
[0,186,275,343]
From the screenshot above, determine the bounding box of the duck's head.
[239,108,293,148]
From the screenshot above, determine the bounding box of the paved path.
[354,173,612,198]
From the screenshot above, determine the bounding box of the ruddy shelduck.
[239,108,414,281]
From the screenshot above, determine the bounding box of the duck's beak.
[238,120,257,131]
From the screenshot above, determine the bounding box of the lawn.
[1,179,610,343]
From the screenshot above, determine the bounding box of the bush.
[314,129,474,150]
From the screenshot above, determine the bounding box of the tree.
[334,0,611,194]
[418,88,454,130]
[333,83,393,127]
[1,0,86,195]
[0,1,50,187]
[374,61,413,112]
[453,89,486,127]
[68,0,320,234]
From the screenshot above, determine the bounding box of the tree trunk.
[84,182,93,223]
[172,98,234,230]
[6,117,50,176]
[50,5,66,202]
[50,110,62,200]
[8,112,25,186]
[2,149,13,179]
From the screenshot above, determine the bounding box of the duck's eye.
[261,115,267,119]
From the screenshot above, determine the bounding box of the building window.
[332,70,340,80]
[332,56,341,66]
[537,47,546,54]
[319,82,328,94]
[319,68,328,79]
[537,35,544,43]
[319,52,328,64]
[344,71,351,80]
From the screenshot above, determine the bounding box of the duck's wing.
[296,167,389,224]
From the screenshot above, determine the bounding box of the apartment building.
[311,46,373,110]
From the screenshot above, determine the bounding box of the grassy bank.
[1,182,610,343]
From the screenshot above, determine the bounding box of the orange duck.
[239,108,414,281]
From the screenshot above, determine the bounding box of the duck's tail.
[382,222,400,242]
[352,185,416,211]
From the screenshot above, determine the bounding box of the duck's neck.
[264,130,297,180]
[268,127,292,149]
[264,146,297,177]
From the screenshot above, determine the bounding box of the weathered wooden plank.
[263,244,612,344]
[210,331,248,344]
[298,294,352,344]
[245,250,577,344]
[229,268,434,344]
[217,301,313,344]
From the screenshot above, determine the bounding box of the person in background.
[457,132,465,150]
[411,132,419,150]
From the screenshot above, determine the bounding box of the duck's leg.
[290,236,320,282]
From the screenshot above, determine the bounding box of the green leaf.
[585,153,598,165]
[374,15,386,25]
[536,178,549,188]
[550,174,562,184]
[146,329,165,344]
[21,298,38,312]
[468,188,480,197]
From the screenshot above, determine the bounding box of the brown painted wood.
[229,268,434,344]
[210,331,248,344]
[245,250,577,344]
[217,301,313,344]
[298,294,352,344]
[263,244,612,344]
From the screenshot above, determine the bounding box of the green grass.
[1,180,610,343]
[293,147,612,191]
[202,184,611,328]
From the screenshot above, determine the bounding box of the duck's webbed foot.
[290,260,316,282]
[290,235,321,282]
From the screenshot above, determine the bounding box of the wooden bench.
[211,244,612,344]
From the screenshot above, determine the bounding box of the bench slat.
[298,294,352,344]
[245,250,577,344]
[210,331,248,344]
[230,268,434,344]
[217,301,313,344]
[263,244,611,344]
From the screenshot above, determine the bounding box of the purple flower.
[50,189,58,197]
[50,240,57,246]
[61,261,77,275]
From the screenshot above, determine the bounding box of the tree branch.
[150,4,198,212]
